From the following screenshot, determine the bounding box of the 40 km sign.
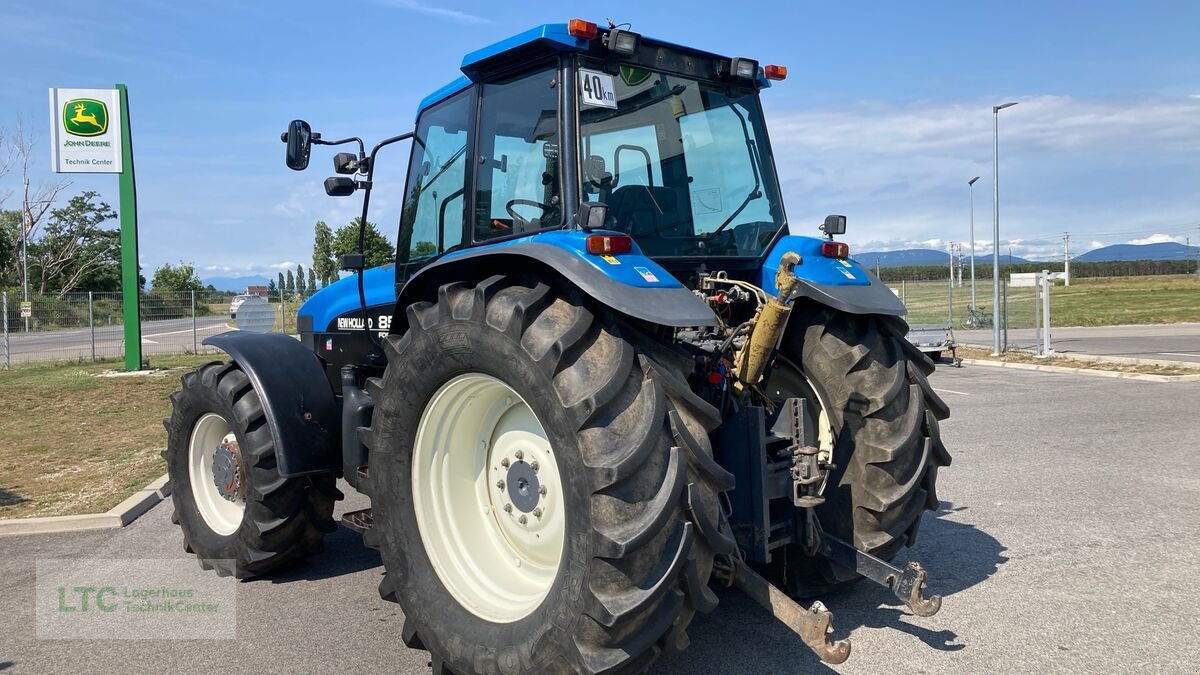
[48,88,123,173]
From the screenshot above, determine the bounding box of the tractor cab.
[392,19,791,281]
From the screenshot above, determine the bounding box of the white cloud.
[371,0,489,24]
[766,94,1200,253]
[1128,233,1186,245]
[268,261,300,270]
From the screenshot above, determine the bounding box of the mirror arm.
[352,130,416,359]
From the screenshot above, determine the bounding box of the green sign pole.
[116,83,142,371]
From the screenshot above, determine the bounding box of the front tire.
[164,362,337,578]
[363,276,734,674]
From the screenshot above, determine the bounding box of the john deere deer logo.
[63,99,108,137]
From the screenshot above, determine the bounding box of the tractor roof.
[416,21,731,117]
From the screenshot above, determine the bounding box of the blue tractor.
[164,19,949,672]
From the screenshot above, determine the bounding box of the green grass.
[0,354,217,519]
[894,275,1200,329]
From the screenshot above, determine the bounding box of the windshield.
[577,59,785,257]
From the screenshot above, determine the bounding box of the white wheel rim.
[412,373,565,623]
[188,413,246,536]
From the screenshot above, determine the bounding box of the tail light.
[568,19,598,40]
[586,234,633,255]
[821,241,850,259]
[764,65,788,80]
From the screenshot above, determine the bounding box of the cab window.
[474,65,561,240]
[397,89,472,271]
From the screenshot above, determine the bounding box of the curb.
[959,358,1200,383]
[0,474,170,537]
[958,342,1199,369]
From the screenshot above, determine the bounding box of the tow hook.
[714,557,852,664]
[822,534,942,617]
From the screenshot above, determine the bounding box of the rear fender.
[202,331,340,477]
[761,235,905,317]
[391,230,717,333]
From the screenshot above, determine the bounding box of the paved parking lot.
[2,365,1198,673]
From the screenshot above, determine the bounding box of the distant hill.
[1074,242,1199,263]
[203,275,271,292]
[853,248,1027,268]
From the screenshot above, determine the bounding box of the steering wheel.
[505,199,550,227]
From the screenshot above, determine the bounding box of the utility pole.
[1062,232,1071,286]
[992,101,1019,354]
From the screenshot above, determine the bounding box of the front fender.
[393,230,717,332]
[202,331,340,476]
[761,235,905,317]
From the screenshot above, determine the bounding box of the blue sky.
[1,0,1198,280]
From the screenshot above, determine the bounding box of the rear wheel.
[764,306,951,594]
[362,276,734,674]
[164,362,337,578]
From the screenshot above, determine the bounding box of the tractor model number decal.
[601,254,621,265]
[336,313,393,337]
[579,69,617,109]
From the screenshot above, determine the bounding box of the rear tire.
[764,306,951,593]
[164,362,337,578]
[362,276,734,674]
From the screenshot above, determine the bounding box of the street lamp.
[991,101,1018,353]
[968,176,980,311]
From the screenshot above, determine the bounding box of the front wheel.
[163,362,337,578]
[764,306,951,594]
[362,276,734,674]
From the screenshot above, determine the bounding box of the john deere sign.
[48,88,122,173]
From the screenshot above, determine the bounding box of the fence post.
[1001,278,1009,352]
[947,268,954,328]
[2,291,9,370]
[191,290,198,354]
[1034,277,1042,355]
[1041,270,1052,355]
[901,280,906,306]
[89,291,96,362]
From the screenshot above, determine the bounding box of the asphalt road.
[2,366,1198,673]
[2,316,230,363]
[955,322,1200,362]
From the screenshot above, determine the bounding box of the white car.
[229,294,257,318]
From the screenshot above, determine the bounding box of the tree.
[312,221,337,287]
[28,191,120,295]
[0,121,72,289]
[277,272,285,296]
[151,261,204,293]
[332,218,394,268]
[412,240,437,257]
[267,278,277,293]
[307,266,317,291]
[296,263,306,294]
[285,269,295,294]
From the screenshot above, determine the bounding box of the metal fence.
[1,289,318,368]
[890,275,1052,352]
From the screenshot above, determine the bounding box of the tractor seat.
[606,186,691,254]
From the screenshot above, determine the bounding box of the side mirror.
[324,177,357,197]
[282,120,313,171]
[820,214,847,237]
